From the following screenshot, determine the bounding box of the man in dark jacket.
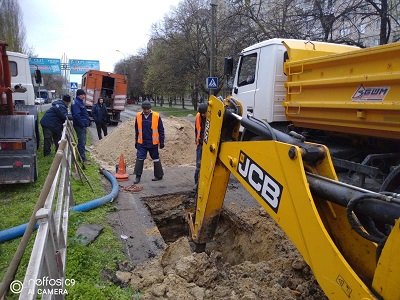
[40,95,71,156]
[133,100,165,184]
[92,97,108,140]
[71,89,90,162]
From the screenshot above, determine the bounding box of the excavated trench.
[133,192,327,299]
[143,192,283,266]
[143,193,192,244]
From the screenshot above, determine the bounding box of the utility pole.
[210,0,217,96]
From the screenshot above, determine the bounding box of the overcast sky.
[20,0,181,82]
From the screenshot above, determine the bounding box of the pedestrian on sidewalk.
[133,100,165,184]
[71,89,90,162]
[194,103,208,185]
[92,97,108,140]
[40,94,71,156]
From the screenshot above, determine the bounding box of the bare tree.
[363,0,400,44]
[146,0,211,105]
[297,0,369,45]
[115,52,146,99]
[0,0,27,52]
[144,38,187,104]
[42,74,64,97]
[137,0,400,101]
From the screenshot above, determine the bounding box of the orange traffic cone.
[115,154,129,181]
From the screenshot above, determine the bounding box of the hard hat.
[142,100,151,109]
[198,103,208,114]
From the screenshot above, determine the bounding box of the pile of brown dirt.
[91,116,196,170]
[114,207,325,299]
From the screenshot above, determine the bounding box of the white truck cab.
[230,38,359,124]
[7,51,35,106]
[232,39,288,123]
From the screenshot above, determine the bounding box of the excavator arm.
[188,95,400,299]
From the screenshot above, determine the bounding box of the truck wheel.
[380,165,400,193]
[113,112,120,126]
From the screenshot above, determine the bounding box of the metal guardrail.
[0,119,97,299]
[18,121,73,299]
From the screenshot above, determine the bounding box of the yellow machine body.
[191,95,400,299]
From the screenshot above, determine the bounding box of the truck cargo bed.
[283,41,400,139]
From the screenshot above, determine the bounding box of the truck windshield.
[237,53,257,87]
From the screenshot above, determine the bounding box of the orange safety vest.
[195,112,201,145]
[136,111,160,145]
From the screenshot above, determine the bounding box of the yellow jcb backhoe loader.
[188,95,400,299]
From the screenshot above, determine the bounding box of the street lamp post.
[116,50,127,77]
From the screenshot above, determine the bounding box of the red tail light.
[0,142,26,150]
[14,161,23,168]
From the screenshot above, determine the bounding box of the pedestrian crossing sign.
[70,82,78,89]
[206,77,218,89]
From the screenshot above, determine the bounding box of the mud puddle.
[112,193,326,299]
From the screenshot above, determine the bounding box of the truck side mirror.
[224,57,233,76]
[34,70,42,84]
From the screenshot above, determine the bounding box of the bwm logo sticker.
[352,85,389,101]
[237,151,283,212]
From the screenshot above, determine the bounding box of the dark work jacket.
[40,100,69,133]
[135,111,165,147]
[71,97,90,128]
[92,102,108,123]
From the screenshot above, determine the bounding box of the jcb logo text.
[237,151,282,212]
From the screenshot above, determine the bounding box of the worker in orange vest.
[194,103,208,185]
[133,100,165,184]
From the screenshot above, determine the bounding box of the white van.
[7,51,35,106]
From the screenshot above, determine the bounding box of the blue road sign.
[70,82,78,89]
[29,57,61,75]
[207,77,218,89]
[69,59,100,74]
